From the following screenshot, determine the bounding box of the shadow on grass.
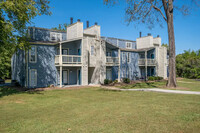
[98,88,121,92]
[0,86,44,98]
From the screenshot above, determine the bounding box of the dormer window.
[126,42,132,49]
[50,32,62,42]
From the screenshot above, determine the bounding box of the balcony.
[55,55,82,66]
[106,57,119,66]
[138,59,157,66]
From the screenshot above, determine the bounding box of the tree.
[52,23,68,31]
[176,50,200,79]
[104,0,200,87]
[0,0,51,79]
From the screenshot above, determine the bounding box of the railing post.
[145,51,147,81]
[118,49,121,82]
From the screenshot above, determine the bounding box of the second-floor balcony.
[106,57,119,66]
[138,59,157,66]
[55,55,82,66]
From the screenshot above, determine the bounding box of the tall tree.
[0,0,51,79]
[104,0,200,87]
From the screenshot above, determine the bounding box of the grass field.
[118,78,200,91]
[0,86,200,133]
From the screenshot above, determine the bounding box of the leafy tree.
[0,0,51,79]
[52,23,68,31]
[176,50,200,79]
[104,0,200,87]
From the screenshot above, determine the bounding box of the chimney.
[87,21,89,28]
[139,32,142,38]
[147,33,151,36]
[77,19,81,22]
[70,17,73,24]
[95,22,98,25]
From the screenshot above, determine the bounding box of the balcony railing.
[55,55,81,65]
[138,59,157,66]
[106,57,119,66]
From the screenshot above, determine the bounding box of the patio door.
[106,69,112,80]
[63,70,68,85]
[77,69,81,85]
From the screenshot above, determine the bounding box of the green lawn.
[0,87,200,133]
[118,78,200,91]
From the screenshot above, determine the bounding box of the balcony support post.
[118,49,121,82]
[59,42,62,65]
[60,66,62,87]
[145,51,147,81]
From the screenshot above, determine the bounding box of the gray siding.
[28,44,57,88]
[102,37,136,49]
[120,51,141,80]
[29,27,67,42]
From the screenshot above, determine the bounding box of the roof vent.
[87,21,89,28]
[139,32,142,38]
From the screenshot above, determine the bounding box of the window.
[91,46,94,55]
[29,46,37,63]
[106,51,112,57]
[151,54,154,59]
[50,32,62,42]
[127,53,130,63]
[126,42,132,49]
[29,69,37,87]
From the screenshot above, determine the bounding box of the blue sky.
[32,0,200,54]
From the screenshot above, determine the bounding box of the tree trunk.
[167,13,177,87]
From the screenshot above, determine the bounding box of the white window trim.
[50,32,62,42]
[122,52,126,63]
[126,42,132,49]
[29,69,37,87]
[29,46,37,63]
[91,46,95,55]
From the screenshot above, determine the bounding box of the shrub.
[113,80,118,83]
[123,78,130,84]
[104,79,112,85]
[148,76,163,81]
[148,76,155,81]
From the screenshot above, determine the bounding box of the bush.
[148,76,155,81]
[113,80,118,83]
[123,78,130,84]
[148,76,163,81]
[104,79,112,85]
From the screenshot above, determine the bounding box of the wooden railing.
[138,59,157,66]
[106,57,119,66]
[55,55,81,65]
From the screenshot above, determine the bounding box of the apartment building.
[11,20,168,88]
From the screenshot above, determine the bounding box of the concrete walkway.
[102,86,200,95]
